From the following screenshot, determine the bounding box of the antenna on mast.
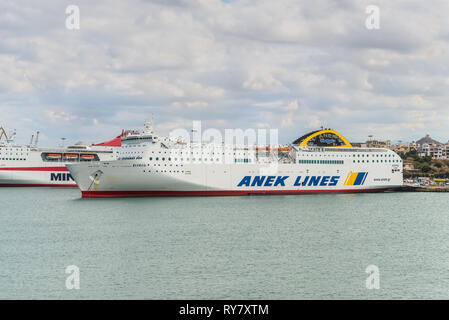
[35,131,40,147]
[8,129,16,144]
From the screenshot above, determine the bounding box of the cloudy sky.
[1,0,449,146]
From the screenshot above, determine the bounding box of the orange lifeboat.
[47,153,62,159]
[64,154,79,159]
[80,154,95,159]
[276,147,291,151]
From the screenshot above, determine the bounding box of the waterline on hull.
[81,187,398,198]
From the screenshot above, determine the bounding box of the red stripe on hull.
[81,188,394,198]
[0,167,68,171]
[0,183,76,187]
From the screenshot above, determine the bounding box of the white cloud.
[45,110,78,122]
[1,0,449,145]
[243,70,284,91]
[171,101,209,109]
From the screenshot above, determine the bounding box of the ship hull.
[0,147,118,187]
[0,166,77,187]
[67,158,403,198]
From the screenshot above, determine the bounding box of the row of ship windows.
[298,160,344,164]
[141,157,403,165]
[302,153,394,158]
[297,158,402,164]
[353,159,401,163]
[0,151,28,153]
[1,158,26,161]
[134,163,183,167]
[354,154,393,157]
[124,151,256,156]
[148,157,251,163]
[142,170,184,174]
[124,150,397,158]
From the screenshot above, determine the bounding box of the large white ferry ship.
[67,121,403,197]
[0,126,120,187]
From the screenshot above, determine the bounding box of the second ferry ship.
[0,126,121,187]
[67,121,403,197]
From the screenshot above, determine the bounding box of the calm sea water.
[1,188,449,299]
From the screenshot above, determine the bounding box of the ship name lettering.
[238,175,340,187]
[50,173,74,181]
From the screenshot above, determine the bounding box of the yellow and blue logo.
[344,172,368,186]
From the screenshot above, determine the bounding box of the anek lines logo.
[237,175,340,187]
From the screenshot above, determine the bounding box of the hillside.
[399,150,449,178]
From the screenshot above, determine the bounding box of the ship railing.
[297,146,390,153]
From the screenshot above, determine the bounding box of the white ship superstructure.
[67,122,403,197]
[0,127,120,186]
